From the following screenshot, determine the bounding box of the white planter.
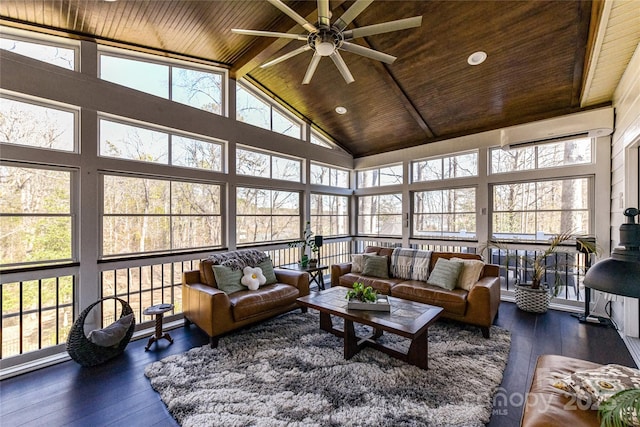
[515,284,550,313]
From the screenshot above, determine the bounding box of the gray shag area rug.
[145,311,511,427]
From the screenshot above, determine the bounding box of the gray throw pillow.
[257,257,277,285]
[362,255,389,279]
[87,313,133,347]
[212,264,246,294]
[427,258,464,290]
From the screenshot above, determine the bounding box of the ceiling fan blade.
[267,0,317,33]
[302,53,322,84]
[231,29,307,41]
[334,0,374,32]
[330,51,355,84]
[340,42,396,64]
[261,45,312,68]
[317,0,331,29]
[343,16,423,39]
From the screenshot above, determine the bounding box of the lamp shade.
[584,208,640,298]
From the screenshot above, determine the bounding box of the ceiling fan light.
[316,41,335,56]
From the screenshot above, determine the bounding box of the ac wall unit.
[500,107,614,149]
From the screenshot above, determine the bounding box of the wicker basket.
[514,284,551,313]
[66,297,135,367]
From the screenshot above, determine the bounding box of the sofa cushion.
[257,257,277,285]
[351,254,365,273]
[391,281,468,316]
[452,257,485,291]
[362,255,390,279]
[87,313,134,347]
[337,273,401,295]
[427,258,464,290]
[212,264,246,294]
[229,284,300,322]
[200,259,217,287]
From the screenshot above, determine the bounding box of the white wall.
[608,42,640,335]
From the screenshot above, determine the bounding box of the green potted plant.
[288,221,317,267]
[483,232,597,313]
[345,282,390,311]
[599,388,640,427]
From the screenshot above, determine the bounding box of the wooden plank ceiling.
[0,0,600,157]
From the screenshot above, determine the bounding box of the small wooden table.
[143,303,174,351]
[297,287,443,369]
[280,263,327,290]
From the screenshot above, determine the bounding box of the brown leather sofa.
[330,246,501,338]
[183,251,310,348]
[521,355,600,426]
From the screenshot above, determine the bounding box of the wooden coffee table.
[297,287,443,369]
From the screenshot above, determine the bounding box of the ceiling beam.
[231,2,324,80]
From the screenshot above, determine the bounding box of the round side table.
[144,303,174,351]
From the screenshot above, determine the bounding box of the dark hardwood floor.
[1,301,636,427]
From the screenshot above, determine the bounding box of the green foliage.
[345,282,377,303]
[287,221,318,256]
[599,388,640,427]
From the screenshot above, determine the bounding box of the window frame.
[99,172,224,258]
[310,161,350,188]
[411,150,479,183]
[0,161,78,268]
[310,192,350,237]
[411,186,478,240]
[98,114,226,172]
[236,81,305,140]
[490,176,594,242]
[356,192,403,237]
[0,27,78,71]
[236,145,303,183]
[97,48,228,116]
[1,92,80,153]
[356,163,403,189]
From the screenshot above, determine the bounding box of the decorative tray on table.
[347,295,391,312]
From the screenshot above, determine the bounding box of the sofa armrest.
[331,263,352,285]
[465,276,501,327]
[183,270,202,285]
[275,269,310,296]
[481,263,499,278]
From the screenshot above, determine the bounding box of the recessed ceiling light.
[335,106,347,115]
[467,51,487,66]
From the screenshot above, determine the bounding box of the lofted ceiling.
[0,0,637,158]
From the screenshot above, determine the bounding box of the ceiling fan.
[232,0,422,84]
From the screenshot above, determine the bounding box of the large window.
[0,96,76,152]
[413,188,476,239]
[310,130,333,149]
[310,194,349,237]
[236,83,303,140]
[358,193,402,236]
[236,147,301,182]
[412,151,478,182]
[490,137,592,174]
[99,118,224,171]
[102,175,222,256]
[492,177,591,241]
[0,32,76,70]
[310,162,349,188]
[0,164,74,267]
[99,52,224,114]
[357,164,403,188]
[236,187,300,245]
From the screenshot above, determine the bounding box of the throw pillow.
[212,264,246,294]
[351,254,365,273]
[362,255,389,279]
[257,257,277,285]
[427,258,464,290]
[241,266,266,290]
[552,364,640,409]
[451,257,485,291]
[87,313,133,347]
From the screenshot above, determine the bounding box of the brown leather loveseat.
[183,249,310,347]
[331,246,501,338]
